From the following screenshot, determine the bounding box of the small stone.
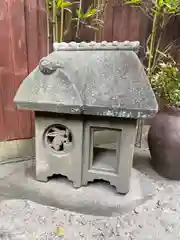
[68,41,77,47]
[133,207,141,214]
[129,236,135,240]
[79,41,87,47]
[101,41,107,46]
[143,207,149,212]
[165,227,173,233]
[105,223,109,228]
[60,42,69,47]
[89,41,96,46]
[112,41,118,46]
[157,200,162,207]
[79,232,84,237]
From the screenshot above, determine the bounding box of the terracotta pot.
[148,105,180,180]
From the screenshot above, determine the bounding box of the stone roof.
[14,41,158,119]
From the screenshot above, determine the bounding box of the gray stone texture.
[14,41,157,118]
[35,114,83,188]
[82,119,137,194]
[14,41,158,194]
[33,113,137,193]
[0,148,156,218]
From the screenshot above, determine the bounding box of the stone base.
[0,149,156,217]
[0,138,34,162]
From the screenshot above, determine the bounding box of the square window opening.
[91,127,121,173]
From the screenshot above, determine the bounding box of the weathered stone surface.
[14,41,157,119]
[0,156,156,217]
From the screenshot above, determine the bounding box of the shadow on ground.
[0,146,161,217]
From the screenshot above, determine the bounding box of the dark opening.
[91,128,121,173]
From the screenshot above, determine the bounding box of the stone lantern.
[14,41,157,194]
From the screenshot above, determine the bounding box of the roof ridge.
[53,41,140,52]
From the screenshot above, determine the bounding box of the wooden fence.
[0,0,47,141]
[0,0,179,142]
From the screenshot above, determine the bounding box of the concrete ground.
[0,129,180,239]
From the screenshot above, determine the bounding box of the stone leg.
[36,172,49,182]
[115,181,130,195]
[72,180,82,188]
[115,123,137,194]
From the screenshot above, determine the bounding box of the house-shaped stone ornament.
[14,41,158,194]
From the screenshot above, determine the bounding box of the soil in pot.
[148,105,180,180]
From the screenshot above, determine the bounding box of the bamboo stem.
[52,0,56,42]
[94,0,101,41]
[56,15,59,41]
[45,0,50,53]
[76,0,82,39]
[60,0,64,42]
[151,17,166,73]
[147,1,158,77]
[147,15,158,76]
[151,31,162,73]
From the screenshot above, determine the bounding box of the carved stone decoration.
[39,58,64,75]
[44,124,73,153]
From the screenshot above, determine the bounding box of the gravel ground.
[0,178,180,239]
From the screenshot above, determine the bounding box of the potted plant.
[45,0,107,53]
[122,0,180,179]
[148,57,180,180]
[122,0,180,141]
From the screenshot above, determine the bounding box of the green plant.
[121,0,180,146]
[45,0,107,53]
[123,0,180,78]
[151,57,180,107]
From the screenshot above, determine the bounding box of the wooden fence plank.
[37,0,47,58]
[0,0,27,140]
[0,0,9,140]
[6,0,33,140]
[25,0,40,72]
[0,0,48,141]
[103,0,113,42]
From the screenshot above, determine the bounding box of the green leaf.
[157,0,164,8]
[56,0,62,8]
[151,8,161,14]
[124,0,141,5]
[76,8,83,18]
[54,226,65,237]
[56,0,71,8]
[62,1,72,7]
[82,7,97,18]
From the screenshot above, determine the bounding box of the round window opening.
[44,124,73,153]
